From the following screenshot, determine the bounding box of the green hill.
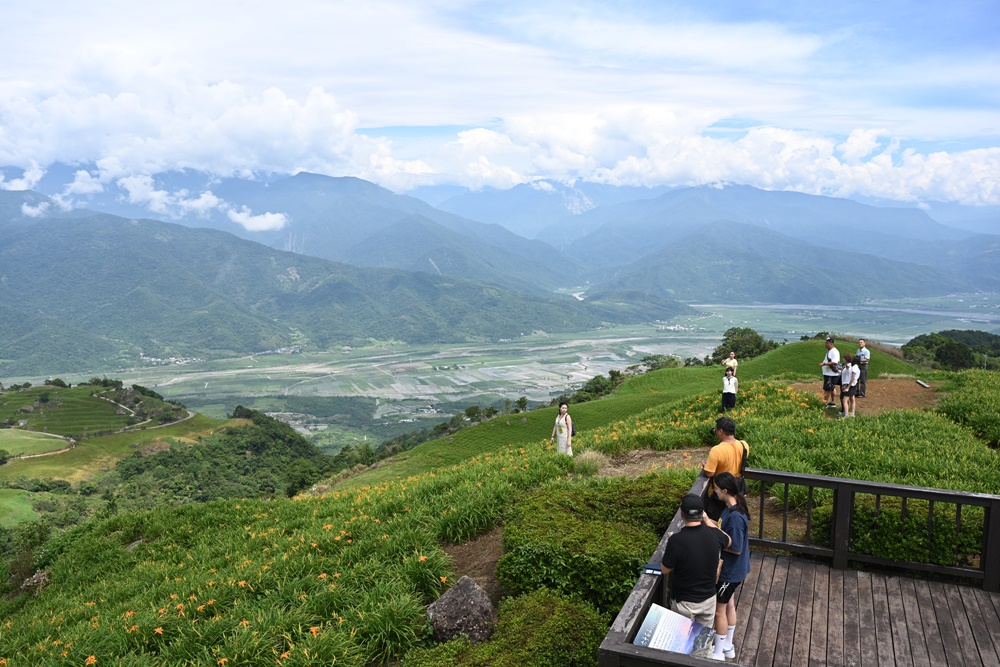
[10,343,1000,667]
[0,213,686,376]
[596,221,972,304]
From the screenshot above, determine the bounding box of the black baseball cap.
[680,494,704,520]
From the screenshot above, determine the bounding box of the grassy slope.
[0,386,132,435]
[336,340,913,489]
[16,342,1000,667]
[0,415,227,483]
[0,488,38,527]
[0,430,68,456]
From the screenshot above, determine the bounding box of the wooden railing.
[598,469,1000,667]
[745,468,1000,591]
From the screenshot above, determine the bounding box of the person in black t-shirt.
[661,494,731,627]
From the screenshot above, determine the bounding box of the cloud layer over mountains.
[1,1,998,212]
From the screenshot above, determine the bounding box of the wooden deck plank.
[856,572,879,667]
[708,554,1000,667]
[834,568,854,667]
[810,562,830,667]
[972,589,1000,664]
[732,551,765,665]
[904,579,937,667]
[960,586,1000,667]
[789,560,815,667]
[870,573,896,667]
[911,580,948,667]
[929,580,967,667]
[772,558,804,667]
[755,556,791,667]
[844,570,861,667]
[884,574,914,667]
[740,553,776,666]
[945,580,986,667]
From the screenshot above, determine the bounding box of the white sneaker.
[724,646,736,659]
[708,653,726,661]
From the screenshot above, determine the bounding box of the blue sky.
[1,0,998,219]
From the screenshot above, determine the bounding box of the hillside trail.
[444,378,943,610]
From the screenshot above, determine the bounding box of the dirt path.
[443,378,944,607]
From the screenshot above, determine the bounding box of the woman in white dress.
[550,401,573,456]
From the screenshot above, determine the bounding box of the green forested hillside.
[597,221,972,303]
[0,214,686,375]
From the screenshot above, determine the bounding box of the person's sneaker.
[724,646,736,659]
[708,653,726,661]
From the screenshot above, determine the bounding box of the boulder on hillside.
[426,575,495,644]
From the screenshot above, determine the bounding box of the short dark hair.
[715,416,736,435]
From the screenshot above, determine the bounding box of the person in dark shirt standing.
[710,473,752,661]
[661,494,731,628]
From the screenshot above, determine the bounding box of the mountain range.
[1,172,998,376]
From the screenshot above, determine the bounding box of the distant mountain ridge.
[0,204,687,375]
[598,221,975,304]
[2,175,998,378]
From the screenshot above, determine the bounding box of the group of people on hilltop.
[718,337,871,417]
[820,336,870,417]
[661,416,751,661]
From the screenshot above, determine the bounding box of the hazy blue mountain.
[0,211,687,375]
[342,214,587,293]
[429,181,673,238]
[594,221,974,304]
[17,170,586,291]
[539,184,976,268]
[915,201,1000,235]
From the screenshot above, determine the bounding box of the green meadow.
[0,415,226,484]
[0,429,68,457]
[0,488,38,527]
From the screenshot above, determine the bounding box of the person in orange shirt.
[703,417,749,519]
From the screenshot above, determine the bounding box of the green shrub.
[496,473,694,613]
[810,499,984,567]
[937,370,1000,445]
[401,589,608,667]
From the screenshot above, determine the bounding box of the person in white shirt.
[855,339,871,397]
[820,337,841,408]
[840,353,854,417]
[722,367,738,412]
[847,358,861,417]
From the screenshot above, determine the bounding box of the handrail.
[599,468,1000,667]
[744,468,1000,592]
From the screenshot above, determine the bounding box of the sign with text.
[632,603,713,655]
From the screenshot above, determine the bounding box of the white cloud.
[0,0,996,207]
[836,129,889,164]
[21,201,51,217]
[227,206,288,232]
[0,161,45,190]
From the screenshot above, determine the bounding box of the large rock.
[426,575,495,644]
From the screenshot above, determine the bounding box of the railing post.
[984,499,1000,593]
[831,481,853,570]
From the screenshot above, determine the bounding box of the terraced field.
[0,387,131,437]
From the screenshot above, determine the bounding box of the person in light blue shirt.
[855,339,871,397]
